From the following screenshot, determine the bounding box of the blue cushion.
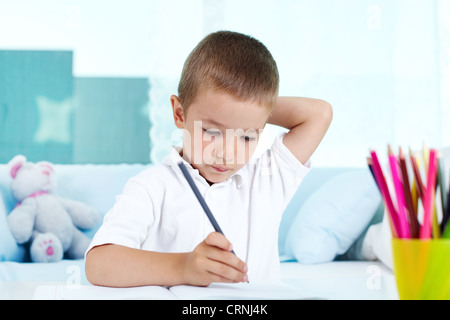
[278,167,364,256]
[282,170,381,264]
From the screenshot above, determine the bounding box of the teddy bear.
[7,155,101,262]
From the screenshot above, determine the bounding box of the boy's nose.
[215,148,234,163]
[215,140,234,163]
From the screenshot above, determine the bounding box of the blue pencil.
[178,162,236,255]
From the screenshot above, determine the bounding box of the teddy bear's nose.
[42,170,50,176]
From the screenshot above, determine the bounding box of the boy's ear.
[170,95,185,129]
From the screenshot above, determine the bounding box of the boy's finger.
[207,260,248,283]
[207,246,247,273]
[204,232,248,276]
[204,232,233,251]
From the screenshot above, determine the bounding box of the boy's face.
[171,89,271,184]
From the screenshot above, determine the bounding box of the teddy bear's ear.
[8,155,27,179]
[37,161,55,173]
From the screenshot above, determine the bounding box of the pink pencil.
[370,150,401,238]
[388,145,410,238]
[420,149,438,239]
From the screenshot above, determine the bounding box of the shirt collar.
[162,146,245,189]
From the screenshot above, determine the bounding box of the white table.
[0,261,398,300]
[279,261,398,300]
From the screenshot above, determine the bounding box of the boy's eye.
[203,128,221,136]
[202,128,257,142]
[241,136,256,142]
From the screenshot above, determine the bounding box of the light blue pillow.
[283,170,381,264]
[0,192,27,262]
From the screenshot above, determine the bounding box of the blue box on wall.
[0,50,151,164]
[0,50,74,163]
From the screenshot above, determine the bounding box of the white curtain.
[148,0,450,167]
[1,1,448,167]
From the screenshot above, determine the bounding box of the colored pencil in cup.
[409,148,419,215]
[388,145,410,238]
[368,155,396,237]
[422,141,429,172]
[437,155,447,233]
[370,150,401,238]
[399,147,419,238]
[442,175,450,238]
[420,149,438,239]
[409,149,425,200]
[431,154,441,238]
[367,157,379,188]
[411,180,419,216]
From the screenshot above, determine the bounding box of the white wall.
[1,0,449,166]
[0,0,152,77]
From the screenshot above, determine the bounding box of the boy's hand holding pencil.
[178,162,248,286]
[181,232,248,287]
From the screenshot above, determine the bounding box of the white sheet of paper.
[32,284,176,300]
[169,281,320,300]
[33,280,320,300]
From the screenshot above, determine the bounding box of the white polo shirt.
[87,133,311,280]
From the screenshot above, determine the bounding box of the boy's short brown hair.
[178,31,279,113]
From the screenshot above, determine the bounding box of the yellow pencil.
[421,146,439,238]
[409,148,419,213]
[422,141,429,172]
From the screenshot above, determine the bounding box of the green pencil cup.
[392,238,450,300]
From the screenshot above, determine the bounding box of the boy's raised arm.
[267,97,333,165]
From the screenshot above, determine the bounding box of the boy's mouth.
[210,165,230,173]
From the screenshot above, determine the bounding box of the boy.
[85,31,332,287]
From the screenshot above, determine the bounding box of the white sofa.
[0,163,397,299]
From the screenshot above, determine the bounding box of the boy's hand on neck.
[268,97,333,165]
